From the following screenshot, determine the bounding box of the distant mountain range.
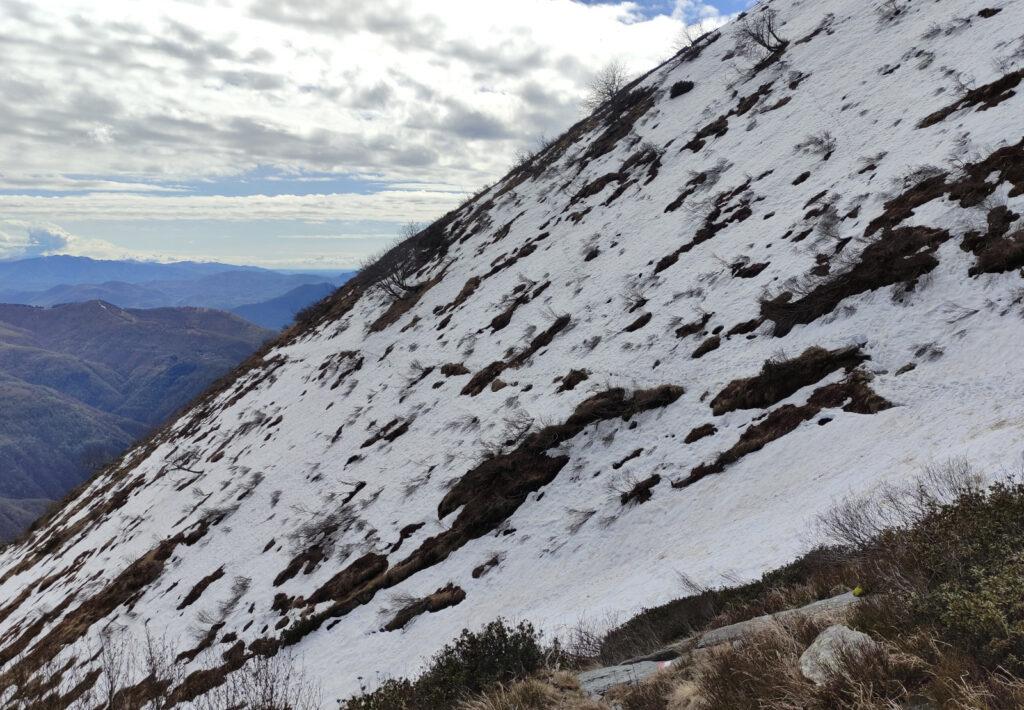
[0,301,274,539]
[231,282,338,329]
[0,256,355,326]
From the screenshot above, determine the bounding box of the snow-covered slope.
[3,0,1024,703]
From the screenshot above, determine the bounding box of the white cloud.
[0,0,735,266]
[0,189,465,223]
[673,0,727,22]
[0,221,71,260]
[0,0,689,193]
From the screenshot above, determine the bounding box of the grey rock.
[578,660,674,697]
[799,624,878,685]
[696,592,859,650]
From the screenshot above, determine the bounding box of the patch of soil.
[624,312,653,332]
[361,419,412,448]
[490,281,551,332]
[692,336,721,359]
[919,68,1024,128]
[670,80,695,98]
[710,345,868,415]
[435,276,481,319]
[383,584,466,632]
[441,363,471,377]
[676,312,713,339]
[620,475,661,506]
[177,566,225,610]
[762,227,951,336]
[462,315,571,396]
[612,448,643,470]
[657,182,754,273]
[677,372,891,488]
[304,553,388,607]
[685,423,717,444]
[558,369,591,392]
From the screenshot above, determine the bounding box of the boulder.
[799,624,878,685]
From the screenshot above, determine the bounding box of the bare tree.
[363,223,423,302]
[674,19,717,51]
[584,60,629,111]
[736,8,788,55]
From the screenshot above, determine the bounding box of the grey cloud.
[249,0,441,50]
[441,101,513,141]
[69,90,124,119]
[245,48,275,64]
[349,82,394,110]
[445,39,550,78]
[0,0,40,26]
[218,70,286,91]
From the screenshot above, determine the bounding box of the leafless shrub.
[403,469,433,498]
[735,8,788,55]
[876,0,904,22]
[856,152,887,176]
[674,19,717,51]
[3,625,320,710]
[379,591,420,623]
[560,613,621,662]
[288,503,360,557]
[446,413,481,433]
[510,148,535,172]
[816,459,982,550]
[814,202,842,242]
[950,70,976,97]
[477,411,533,460]
[889,164,944,194]
[795,131,837,160]
[216,576,251,619]
[567,508,596,534]
[584,60,629,111]
[500,410,535,447]
[993,35,1024,74]
[364,222,423,302]
[621,280,650,312]
[193,653,321,710]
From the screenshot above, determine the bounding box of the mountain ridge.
[0,255,354,314]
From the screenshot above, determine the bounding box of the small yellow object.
[852,585,866,597]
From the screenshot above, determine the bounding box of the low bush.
[341,619,553,710]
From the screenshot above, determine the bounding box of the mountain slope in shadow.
[0,301,273,537]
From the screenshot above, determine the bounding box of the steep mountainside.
[0,302,272,536]
[1,0,1022,704]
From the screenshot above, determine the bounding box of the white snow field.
[1,0,1023,704]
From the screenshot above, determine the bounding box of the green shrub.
[342,619,547,709]
[889,482,1024,672]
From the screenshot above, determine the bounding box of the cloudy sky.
[0,0,746,269]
